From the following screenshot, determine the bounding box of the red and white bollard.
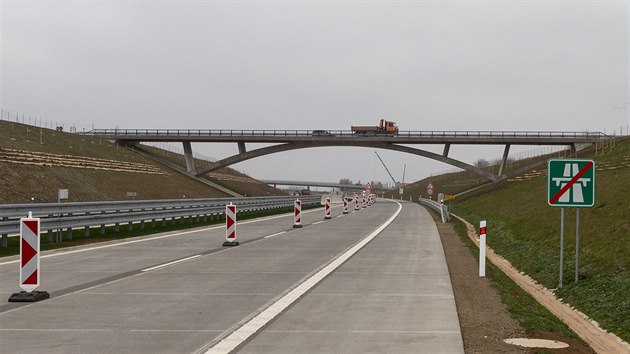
[354,193,360,210]
[362,192,367,209]
[343,196,349,214]
[9,211,49,302]
[223,203,239,246]
[479,220,486,277]
[324,196,332,219]
[293,199,303,228]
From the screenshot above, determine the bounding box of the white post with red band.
[324,196,332,219]
[362,192,367,209]
[479,220,486,277]
[343,196,349,214]
[223,203,239,246]
[9,212,50,302]
[354,193,360,210]
[293,199,303,228]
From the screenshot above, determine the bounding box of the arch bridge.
[86,129,609,182]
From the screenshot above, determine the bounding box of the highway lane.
[0,205,334,302]
[236,202,464,353]
[0,201,407,353]
[0,200,463,353]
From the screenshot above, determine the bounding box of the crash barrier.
[418,198,450,223]
[0,196,322,243]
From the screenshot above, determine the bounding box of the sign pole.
[558,208,564,288]
[479,220,486,277]
[575,208,580,283]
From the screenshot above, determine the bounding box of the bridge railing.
[84,129,608,140]
[418,198,450,223]
[0,196,322,238]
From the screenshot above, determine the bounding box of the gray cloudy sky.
[1,1,628,185]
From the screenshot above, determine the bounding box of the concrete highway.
[0,200,464,353]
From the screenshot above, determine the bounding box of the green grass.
[0,204,321,258]
[451,137,630,342]
[452,219,582,341]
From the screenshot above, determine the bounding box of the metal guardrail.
[418,198,450,223]
[0,196,322,237]
[85,129,608,139]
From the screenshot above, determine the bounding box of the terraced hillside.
[0,120,283,203]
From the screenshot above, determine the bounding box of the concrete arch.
[195,141,500,181]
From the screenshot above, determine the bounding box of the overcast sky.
[1,1,628,185]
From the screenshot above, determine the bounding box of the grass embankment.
[0,204,320,258]
[452,137,630,342]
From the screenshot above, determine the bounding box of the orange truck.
[351,119,399,135]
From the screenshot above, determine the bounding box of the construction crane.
[374,151,398,189]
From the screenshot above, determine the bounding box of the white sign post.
[479,220,487,277]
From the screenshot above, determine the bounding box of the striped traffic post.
[343,196,349,214]
[354,193,360,211]
[293,199,303,228]
[8,212,49,302]
[223,203,239,247]
[362,192,367,209]
[479,220,487,277]
[324,196,332,220]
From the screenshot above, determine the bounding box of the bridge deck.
[86,129,607,145]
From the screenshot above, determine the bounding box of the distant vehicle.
[312,130,334,136]
[351,119,398,135]
[300,189,312,195]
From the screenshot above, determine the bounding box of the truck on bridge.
[351,119,399,135]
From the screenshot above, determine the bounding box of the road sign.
[547,159,596,207]
[426,181,434,196]
[8,212,50,302]
[223,203,239,246]
[20,214,41,292]
[293,199,303,228]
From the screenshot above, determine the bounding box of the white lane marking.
[0,207,325,266]
[312,221,323,225]
[141,255,202,272]
[203,201,403,354]
[263,231,286,239]
[263,330,461,334]
[81,292,274,296]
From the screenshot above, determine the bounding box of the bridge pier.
[182,141,196,174]
[238,142,247,154]
[498,144,511,178]
[443,144,450,157]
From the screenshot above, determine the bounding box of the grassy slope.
[0,121,283,203]
[452,138,630,341]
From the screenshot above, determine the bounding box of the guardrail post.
[67,213,73,240]
[84,226,90,237]
[162,218,166,227]
[47,228,52,243]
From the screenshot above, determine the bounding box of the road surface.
[0,200,463,353]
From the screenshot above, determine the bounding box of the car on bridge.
[312,130,334,137]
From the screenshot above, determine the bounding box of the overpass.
[261,179,378,190]
[86,129,609,182]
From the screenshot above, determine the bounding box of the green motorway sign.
[547,159,595,208]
